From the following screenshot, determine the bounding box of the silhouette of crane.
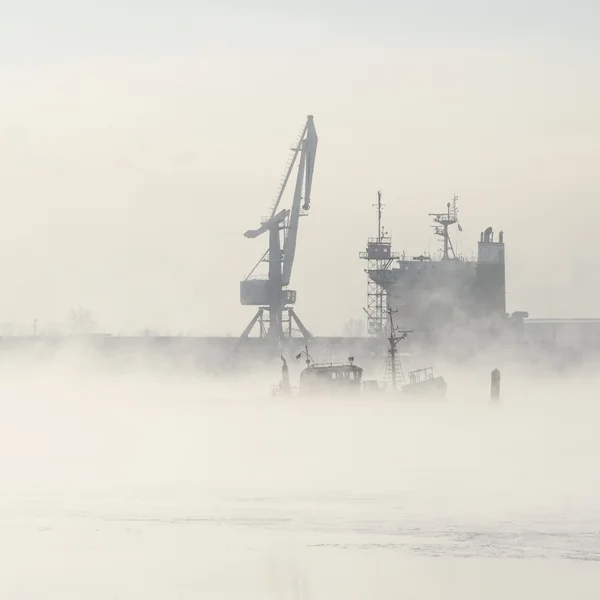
[238,115,318,346]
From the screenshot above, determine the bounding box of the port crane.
[237,115,318,346]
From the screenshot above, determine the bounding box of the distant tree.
[67,307,97,334]
[343,318,365,337]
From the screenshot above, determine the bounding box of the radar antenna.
[429,195,460,260]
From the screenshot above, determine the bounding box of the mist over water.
[1,353,599,598]
[3,0,599,594]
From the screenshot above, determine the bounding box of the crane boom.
[281,116,318,286]
[269,121,309,219]
[302,116,318,211]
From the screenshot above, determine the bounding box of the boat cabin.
[298,359,363,395]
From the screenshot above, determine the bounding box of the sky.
[1,0,599,335]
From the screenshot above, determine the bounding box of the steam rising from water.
[1,354,599,598]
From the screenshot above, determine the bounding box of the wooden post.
[490,369,501,401]
[279,356,291,396]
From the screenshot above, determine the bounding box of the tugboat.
[273,308,446,399]
[274,348,364,397]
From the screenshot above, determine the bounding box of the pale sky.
[1,1,599,335]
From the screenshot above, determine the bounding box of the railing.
[240,275,269,281]
[366,236,393,244]
[360,250,400,260]
[309,361,352,368]
[408,367,434,384]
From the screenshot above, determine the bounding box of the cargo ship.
[361,195,528,347]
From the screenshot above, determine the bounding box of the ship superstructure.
[363,197,510,340]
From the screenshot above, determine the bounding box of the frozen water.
[1,366,599,598]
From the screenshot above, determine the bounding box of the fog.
[1,352,599,598]
[3,0,600,596]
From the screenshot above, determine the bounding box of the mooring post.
[279,356,291,396]
[490,368,501,401]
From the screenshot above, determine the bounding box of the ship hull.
[402,376,447,400]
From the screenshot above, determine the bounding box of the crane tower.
[238,115,318,346]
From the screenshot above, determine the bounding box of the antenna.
[296,344,313,367]
[374,190,385,242]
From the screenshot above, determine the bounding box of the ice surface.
[1,366,599,598]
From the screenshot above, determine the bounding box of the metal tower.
[238,115,318,347]
[429,195,461,260]
[359,191,399,338]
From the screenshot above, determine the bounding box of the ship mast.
[429,195,460,260]
[376,190,383,242]
[359,192,399,338]
[385,307,412,391]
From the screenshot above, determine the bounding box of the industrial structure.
[238,115,318,346]
[359,192,399,338]
[365,197,513,340]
